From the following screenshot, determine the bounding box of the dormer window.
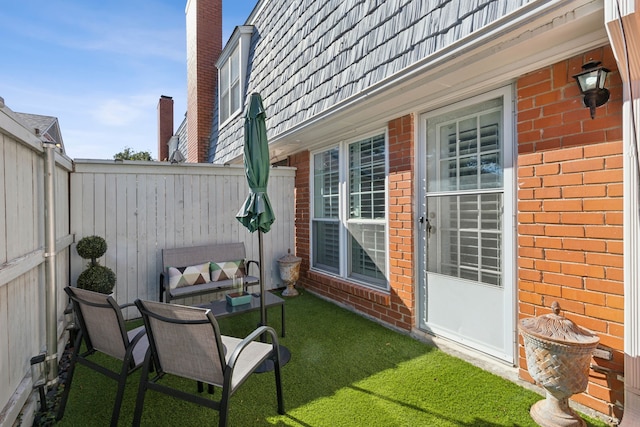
[217,26,253,126]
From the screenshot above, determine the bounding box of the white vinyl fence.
[0,105,72,427]
[70,160,296,314]
[0,109,296,426]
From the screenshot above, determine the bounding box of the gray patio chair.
[132,299,284,427]
[56,286,149,427]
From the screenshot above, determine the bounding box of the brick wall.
[186,0,221,163]
[517,46,624,419]
[291,114,415,331]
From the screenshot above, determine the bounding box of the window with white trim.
[312,133,388,289]
[219,47,240,124]
[216,25,253,126]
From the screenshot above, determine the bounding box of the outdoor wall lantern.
[572,61,610,119]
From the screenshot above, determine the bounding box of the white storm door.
[419,88,514,362]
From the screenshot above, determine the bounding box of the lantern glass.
[574,62,609,94]
[577,70,599,92]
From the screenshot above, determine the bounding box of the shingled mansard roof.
[208,0,538,164]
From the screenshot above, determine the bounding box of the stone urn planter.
[520,302,600,427]
[278,250,301,297]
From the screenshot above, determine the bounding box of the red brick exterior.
[157,95,173,161]
[286,45,624,420]
[291,115,415,331]
[186,0,221,163]
[516,46,624,419]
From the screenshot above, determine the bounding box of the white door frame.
[416,85,517,363]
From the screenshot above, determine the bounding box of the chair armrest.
[226,325,279,371]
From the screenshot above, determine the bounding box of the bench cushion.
[169,275,260,299]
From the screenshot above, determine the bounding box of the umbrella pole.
[258,229,266,326]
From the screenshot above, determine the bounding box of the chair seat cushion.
[127,326,149,366]
[221,335,273,391]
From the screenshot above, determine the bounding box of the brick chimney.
[185,0,222,163]
[157,95,174,161]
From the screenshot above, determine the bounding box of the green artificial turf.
[55,291,609,427]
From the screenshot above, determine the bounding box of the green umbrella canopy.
[236,93,275,233]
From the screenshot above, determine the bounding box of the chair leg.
[273,353,285,415]
[219,389,231,427]
[110,354,134,427]
[133,350,152,426]
[56,332,83,421]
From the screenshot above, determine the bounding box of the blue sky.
[0,0,255,160]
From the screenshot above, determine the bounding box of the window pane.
[313,221,339,272]
[220,92,230,123]
[220,62,229,90]
[230,49,239,81]
[348,223,386,286]
[230,81,240,114]
[313,149,339,218]
[349,134,385,220]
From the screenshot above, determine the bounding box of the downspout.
[43,142,58,384]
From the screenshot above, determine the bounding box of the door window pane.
[427,193,502,287]
[427,99,503,193]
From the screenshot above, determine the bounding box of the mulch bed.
[32,337,74,426]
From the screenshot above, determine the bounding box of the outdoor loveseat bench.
[159,242,259,303]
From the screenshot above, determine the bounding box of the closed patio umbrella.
[236,93,289,372]
[236,92,275,329]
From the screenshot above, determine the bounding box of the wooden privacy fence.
[0,104,72,427]
[70,160,296,315]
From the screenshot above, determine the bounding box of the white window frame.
[217,25,253,127]
[310,130,390,291]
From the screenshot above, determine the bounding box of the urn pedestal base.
[281,280,299,297]
[530,393,585,427]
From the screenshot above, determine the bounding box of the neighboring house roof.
[14,112,65,153]
[174,114,188,162]
[208,0,606,164]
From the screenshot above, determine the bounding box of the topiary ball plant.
[76,235,108,262]
[76,235,116,294]
[77,265,116,294]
